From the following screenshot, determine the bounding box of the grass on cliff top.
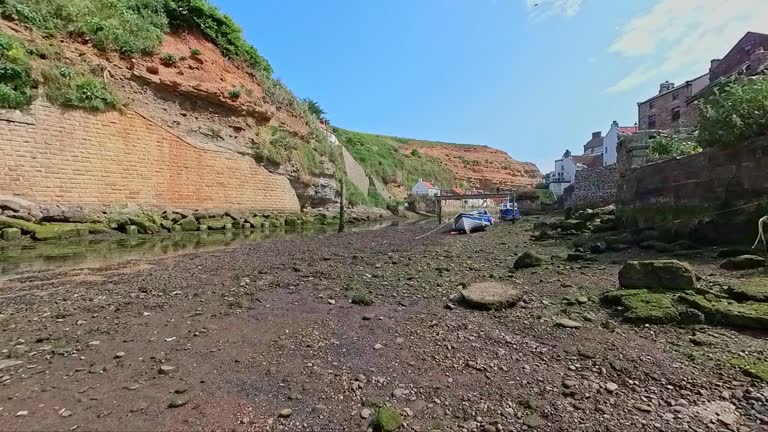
[332,127,456,189]
[42,65,121,111]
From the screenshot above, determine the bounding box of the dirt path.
[0,222,766,431]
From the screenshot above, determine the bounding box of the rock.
[114,352,126,359]
[590,242,608,254]
[167,397,189,408]
[721,255,765,271]
[124,225,139,236]
[278,408,293,418]
[0,360,23,370]
[633,403,654,413]
[560,219,588,231]
[158,365,176,375]
[177,216,199,232]
[146,64,160,75]
[370,406,403,432]
[59,408,73,417]
[0,195,35,212]
[555,318,583,329]
[728,277,768,302]
[392,388,407,398]
[513,251,546,269]
[360,408,372,419]
[32,224,82,241]
[130,402,149,413]
[566,252,595,262]
[460,282,523,310]
[729,358,768,382]
[618,260,696,291]
[605,382,619,392]
[1,227,21,240]
[16,410,28,417]
[523,415,545,428]
[374,344,383,350]
[0,215,39,234]
[482,426,495,432]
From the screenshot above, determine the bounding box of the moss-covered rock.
[680,294,768,330]
[560,220,588,231]
[619,260,696,291]
[0,216,40,234]
[177,216,199,232]
[638,241,676,253]
[370,406,402,432]
[720,255,765,271]
[198,217,233,230]
[730,357,768,383]
[513,251,546,269]
[728,278,768,302]
[1,228,22,240]
[284,216,300,227]
[600,289,651,306]
[621,293,680,324]
[127,215,160,234]
[32,224,82,241]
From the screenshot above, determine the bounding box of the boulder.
[590,242,608,254]
[0,195,35,212]
[460,282,523,310]
[639,241,676,253]
[127,216,160,234]
[720,255,765,271]
[177,216,199,232]
[6,211,36,222]
[32,224,81,241]
[0,216,39,234]
[619,260,696,291]
[1,228,22,241]
[605,233,635,246]
[560,220,588,231]
[566,252,594,262]
[620,292,680,324]
[514,251,546,269]
[717,248,763,259]
[608,244,632,252]
[728,278,768,302]
[635,230,659,243]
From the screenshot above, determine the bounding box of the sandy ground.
[0,220,767,432]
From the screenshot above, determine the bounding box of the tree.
[302,98,327,122]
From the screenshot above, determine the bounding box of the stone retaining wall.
[572,166,618,210]
[341,146,370,196]
[616,135,768,243]
[0,101,300,213]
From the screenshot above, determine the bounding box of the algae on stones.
[728,277,768,302]
[729,357,768,382]
[370,406,403,432]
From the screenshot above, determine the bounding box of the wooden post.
[437,199,442,225]
[338,178,346,233]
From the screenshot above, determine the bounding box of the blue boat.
[453,210,494,233]
[500,202,515,221]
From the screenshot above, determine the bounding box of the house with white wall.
[602,121,638,166]
[548,150,602,197]
[411,179,441,196]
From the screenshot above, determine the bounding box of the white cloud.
[607,0,768,92]
[525,0,584,18]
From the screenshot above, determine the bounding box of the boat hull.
[453,213,491,233]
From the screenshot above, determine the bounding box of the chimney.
[710,58,721,71]
[592,132,601,139]
[612,120,619,128]
[659,81,675,94]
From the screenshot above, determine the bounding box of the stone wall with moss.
[616,135,768,243]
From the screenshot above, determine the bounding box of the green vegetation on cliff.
[333,128,455,190]
[0,33,34,108]
[698,76,768,147]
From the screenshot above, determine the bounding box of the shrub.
[648,135,702,160]
[697,76,768,148]
[302,97,326,121]
[410,148,420,157]
[160,52,178,66]
[42,66,120,111]
[190,48,201,56]
[0,34,35,109]
[1,0,168,55]
[350,291,374,306]
[228,88,241,100]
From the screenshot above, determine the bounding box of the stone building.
[709,32,768,82]
[636,74,709,131]
[602,121,637,166]
[582,131,604,155]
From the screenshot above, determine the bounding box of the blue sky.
[212,0,768,173]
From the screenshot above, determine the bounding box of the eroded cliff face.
[402,143,542,190]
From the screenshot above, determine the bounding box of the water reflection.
[0,219,422,278]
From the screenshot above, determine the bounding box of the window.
[649,101,656,110]
[672,91,679,101]
[671,106,681,122]
[648,115,657,129]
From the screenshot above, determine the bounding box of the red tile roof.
[420,181,437,189]
[618,126,638,135]
[571,154,598,166]
[450,188,465,195]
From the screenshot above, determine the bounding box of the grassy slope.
[332,128,456,191]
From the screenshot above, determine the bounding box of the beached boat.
[500,202,515,221]
[453,210,494,233]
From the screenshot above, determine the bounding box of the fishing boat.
[453,210,494,233]
[499,202,515,221]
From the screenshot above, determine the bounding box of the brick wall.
[341,146,370,196]
[637,75,708,131]
[571,166,618,210]
[0,102,300,213]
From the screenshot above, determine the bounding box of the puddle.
[0,219,428,279]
